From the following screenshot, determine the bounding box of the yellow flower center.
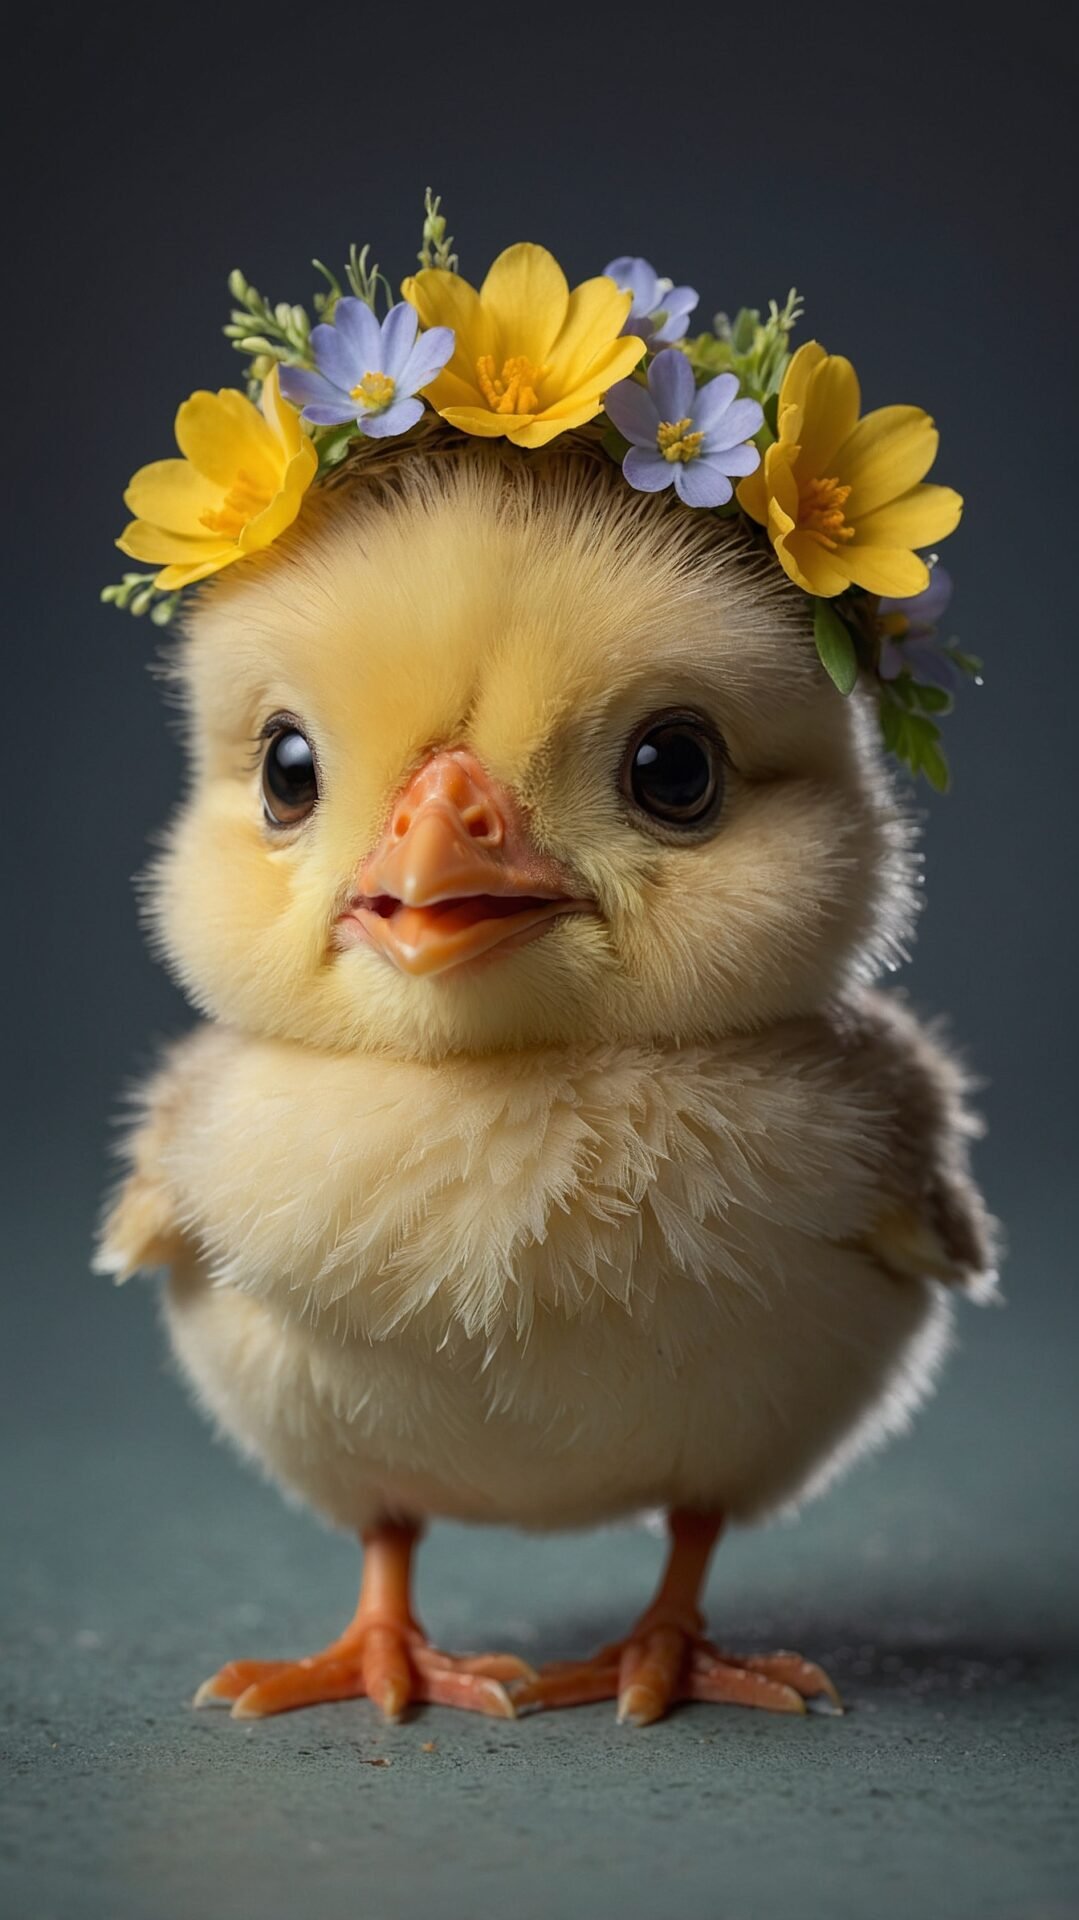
[475,354,546,415]
[198,468,273,539]
[799,475,855,549]
[880,611,910,637]
[349,370,396,412]
[656,418,705,464]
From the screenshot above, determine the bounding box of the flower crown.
[105,191,979,789]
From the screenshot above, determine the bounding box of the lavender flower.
[878,566,960,692]
[604,256,698,346]
[604,350,762,508]
[279,298,453,439]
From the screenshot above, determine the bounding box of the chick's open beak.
[338,748,591,978]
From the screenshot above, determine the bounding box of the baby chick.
[97,425,995,1727]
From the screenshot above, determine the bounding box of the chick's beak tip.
[338,748,590,977]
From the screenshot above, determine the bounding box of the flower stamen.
[198,468,273,537]
[475,354,545,415]
[799,475,855,549]
[656,417,705,464]
[349,370,397,413]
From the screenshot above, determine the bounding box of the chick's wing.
[836,990,999,1294]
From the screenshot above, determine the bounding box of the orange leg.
[512,1511,842,1727]
[193,1520,534,1723]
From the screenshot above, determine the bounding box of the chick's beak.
[337,748,591,978]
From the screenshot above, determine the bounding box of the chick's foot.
[192,1520,534,1723]
[511,1509,841,1727]
[513,1627,840,1725]
[193,1629,527,1721]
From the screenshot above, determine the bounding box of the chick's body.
[99,429,994,1724]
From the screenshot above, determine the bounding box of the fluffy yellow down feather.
[99,427,995,1544]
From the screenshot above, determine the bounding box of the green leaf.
[877,693,952,791]
[315,421,360,472]
[909,681,953,714]
[887,670,918,708]
[601,423,630,464]
[947,645,983,680]
[730,307,758,354]
[812,598,859,695]
[879,692,904,755]
[920,734,951,792]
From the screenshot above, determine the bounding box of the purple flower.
[604,256,699,346]
[603,350,763,509]
[878,566,960,691]
[279,299,454,439]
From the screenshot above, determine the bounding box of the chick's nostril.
[462,805,500,843]
[392,809,412,839]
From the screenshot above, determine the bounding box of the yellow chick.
[97,423,995,1727]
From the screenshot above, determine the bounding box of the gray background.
[4,9,1077,1918]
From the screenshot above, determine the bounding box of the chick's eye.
[623,711,725,834]
[262,727,318,827]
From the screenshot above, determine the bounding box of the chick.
[97,424,996,1726]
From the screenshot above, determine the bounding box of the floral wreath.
[105,192,979,789]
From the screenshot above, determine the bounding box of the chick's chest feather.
[101,1006,983,1529]
[143,1019,902,1342]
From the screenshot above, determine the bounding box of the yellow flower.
[401,243,646,448]
[737,341,962,599]
[117,367,317,591]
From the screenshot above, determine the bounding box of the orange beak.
[336,749,592,978]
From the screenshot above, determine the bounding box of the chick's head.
[151,427,915,1059]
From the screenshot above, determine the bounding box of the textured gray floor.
[2,1189,1076,1920]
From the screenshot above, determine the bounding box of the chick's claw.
[193,1629,531,1723]
[512,1630,842,1727]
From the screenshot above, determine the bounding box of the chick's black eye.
[623,711,725,834]
[262,727,318,827]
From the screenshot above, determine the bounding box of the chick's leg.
[513,1510,841,1726]
[193,1520,533,1722]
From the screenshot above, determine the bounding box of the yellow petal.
[123,459,222,535]
[588,330,648,391]
[778,340,827,420]
[117,518,235,567]
[436,405,535,439]
[738,440,797,530]
[793,353,861,480]
[175,388,280,492]
[736,464,768,525]
[545,275,634,389]
[419,366,490,414]
[836,405,939,516]
[479,243,569,363]
[402,269,492,370]
[767,492,796,545]
[832,544,931,597]
[508,399,608,447]
[260,363,306,455]
[777,530,852,597]
[767,444,800,529]
[538,334,647,421]
[238,442,317,554]
[153,551,243,590]
[503,333,647,445]
[851,483,963,550]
